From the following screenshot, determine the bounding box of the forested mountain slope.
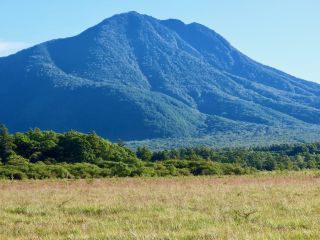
[1,11,320,142]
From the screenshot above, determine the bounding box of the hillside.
[1,11,320,143]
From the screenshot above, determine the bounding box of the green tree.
[58,131,95,163]
[0,124,15,163]
[136,146,152,161]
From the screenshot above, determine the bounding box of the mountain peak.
[104,11,150,23]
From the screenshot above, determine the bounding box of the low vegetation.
[0,174,320,239]
[1,124,320,179]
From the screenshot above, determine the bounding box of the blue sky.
[1,0,319,83]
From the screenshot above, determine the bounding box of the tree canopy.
[0,125,320,179]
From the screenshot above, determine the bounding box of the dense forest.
[0,124,320,179]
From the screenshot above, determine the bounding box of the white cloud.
[0,40,29,57]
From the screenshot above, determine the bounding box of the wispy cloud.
[0,40,29,57]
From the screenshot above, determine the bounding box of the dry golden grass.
[0,173,320,239]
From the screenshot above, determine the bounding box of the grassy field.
[0,173,320,239]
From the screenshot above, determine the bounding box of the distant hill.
[1,11,320,145]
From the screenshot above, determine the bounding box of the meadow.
[0,173,320,239]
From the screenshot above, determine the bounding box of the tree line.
[0,124,319,179]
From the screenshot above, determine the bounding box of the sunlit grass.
[0,173,319,239]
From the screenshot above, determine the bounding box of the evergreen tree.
[136,146,152,161]
[0,124,15,163]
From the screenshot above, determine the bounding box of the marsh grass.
[0,173,319,239]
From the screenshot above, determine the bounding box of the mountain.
[1,11,320,144]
